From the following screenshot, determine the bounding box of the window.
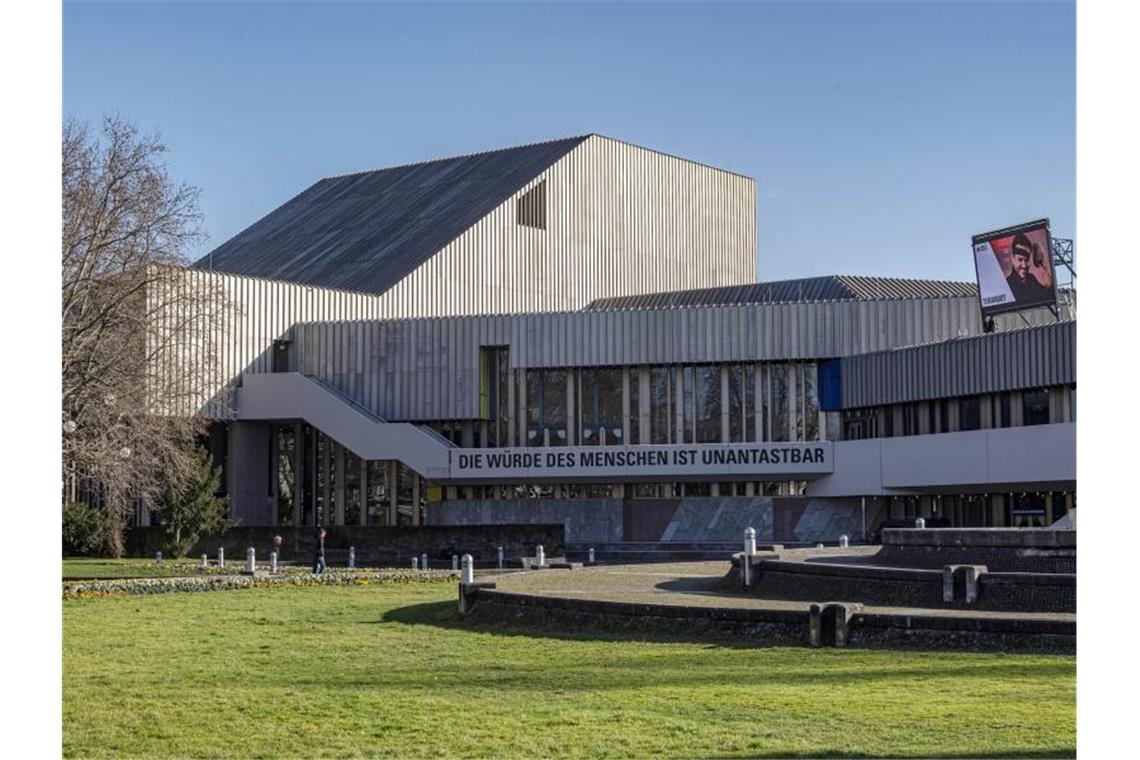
[728,365,755,442]
[995,392,1012,428]
[1023,388,1051,426]
[526,369,567,446]
[959,396,982,431]
[770,364,789,442]
[801,363,819,441]
[579,368,623,445]
[681,365,721,443]
[516,181,546,229]
[272,340,291,373]
[649,367,675,443]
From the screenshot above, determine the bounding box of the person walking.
[312,527,327,574]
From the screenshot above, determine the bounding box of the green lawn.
[64,557,209,579]
[63,582,1075,758]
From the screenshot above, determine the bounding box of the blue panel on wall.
[818,359,843,411]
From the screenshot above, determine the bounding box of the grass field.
[63,581,1075,758]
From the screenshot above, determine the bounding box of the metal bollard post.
[155,551,162,567]
[744,526,757,556]
[588,547,595,564]
[246,547,256,574]
[200,553,208,571]
[497,546,504,570]
[461,554,474,585]
[348,546,356,570]
[451,554,459,571]
[915,517,926,529]
[535,545,545,567]
[411,556,419,570]
[839,534,849,548]
[218,547,225,569]
[421,553,428,571]
[270,551,278,574]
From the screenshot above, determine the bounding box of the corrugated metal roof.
[585,275,979,310]
[192,136,590,294]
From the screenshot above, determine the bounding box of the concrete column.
[621,369,631,444]
[292,424,303,527]
[721,366,731,442]
[268,426,279,525]
[507,366,517,447]
[388,461,398,526]
[638,367,651,443]
[320,434,331,526]
[1010,391,1024,426]
[226,421,273,526]
[309,427,319,526]
[566,371,576,446]
[516,369,527,446]
[334,443,346,526]
[359,459,369,526]
[674,366,685,443]
[787,365,798,441]
[755,364,765,441]
[412,473,421,526]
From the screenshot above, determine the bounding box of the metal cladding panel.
[287,295,1066,420]
[839,319,1076,409]
[198,135,755,320]
[193,136,588,293]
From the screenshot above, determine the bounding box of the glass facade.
[526,369,568,446]
[649,366,675,444]
[578,368,623,445]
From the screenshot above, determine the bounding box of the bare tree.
[62,115,231,556]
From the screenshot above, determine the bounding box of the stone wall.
[428,499,622,543]
[878,529,1076,573]
[127,524,564,566]
[463,587,1074,653]
[430,496,879,543]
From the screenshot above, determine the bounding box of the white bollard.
[588,547,595,564]
[915,517,926,529]
[816,543,825,549]
[348,546,356,570]
[270,551,278,574]
[461,554,474,585]
[497,546,504,570]
[839,534,849,548]
[411,556,419,570]
[744,526,757,557]
[200,553,208,571]
[155,551,162,567]
[535,545,545,567]
[246,547,256,574]
[218,547,225,569]
[452,554,459,571]
[421,553,429,571]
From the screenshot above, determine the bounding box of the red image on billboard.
[972,219,1056,317]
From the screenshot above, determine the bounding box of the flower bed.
[63,569,459,600]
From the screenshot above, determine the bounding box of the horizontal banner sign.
[447,442,833,482]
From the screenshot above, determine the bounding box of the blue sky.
[63,1,1075,283]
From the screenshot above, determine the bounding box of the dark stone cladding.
[464,588,1074,654]
[126,524,565,566]
[733,559,1075,613]
[877,529,1076,574]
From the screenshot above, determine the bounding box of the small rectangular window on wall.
[516,181,546,230]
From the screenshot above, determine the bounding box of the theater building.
[149,135,1076,543]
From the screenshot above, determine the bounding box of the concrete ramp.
[236,372,453,479]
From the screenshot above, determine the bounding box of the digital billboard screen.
[972,219,1057,317]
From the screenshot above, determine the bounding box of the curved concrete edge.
[459,587,1075,654]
